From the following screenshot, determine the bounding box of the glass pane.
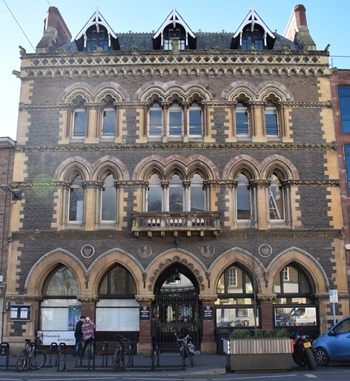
[102,174,116,221]
[216,308,258,327]
[237,174,251,219]
[96,307,139,331]
[269,174,284,220]
[149,109,162,136]
[99,266,136,296]
[275,307,316,327]
[43,267,79,296]
[189,109,202,135]
[148,174,162,212]
[41,308,69,330]
[217,274,225,293]
[69,175,84,222]
[102,106,116,136]
[169,174,183,212]
[283,266,299,293]
[265,110,278,135]
[73,110,86,137]
[190,174,205,212]
[169,110,182,136]
[236,108,249,135]
[345,145,350,194]
[227,267,243,293]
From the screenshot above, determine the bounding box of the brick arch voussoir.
[208,248,267,294]
[87,249,145,295]
[267,248,328,294]
[25,249,87,295]
[145,249,208,293]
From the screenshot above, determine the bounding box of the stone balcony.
[131,212,221,237]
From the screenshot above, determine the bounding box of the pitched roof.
[153,8,196,39]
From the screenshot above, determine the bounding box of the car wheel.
[314,347,330,366]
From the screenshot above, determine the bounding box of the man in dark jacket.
[74,316,86,356]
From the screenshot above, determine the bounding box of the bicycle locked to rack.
[113,335,133,371]
[175,332,195,368]
[16,336,46,372]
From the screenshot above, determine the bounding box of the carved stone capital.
[77,294,99,303]
[6,294,43,302]
[135,295,155,304]
[257,293,276,303]
[199,294,218,303]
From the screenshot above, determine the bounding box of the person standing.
[74,316,85,356]
[81,316,96,357]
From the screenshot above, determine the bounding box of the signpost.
[329,289,338,325]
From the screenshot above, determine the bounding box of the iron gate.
[151,290,202,351]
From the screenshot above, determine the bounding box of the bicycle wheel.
[30,350,46,370]
[113,348,122,370]
[123,350,131,368]
[16,349,28,372]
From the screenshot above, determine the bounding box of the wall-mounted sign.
[140,306,150,320]
[203,306,213,320]
[37,331,75,346]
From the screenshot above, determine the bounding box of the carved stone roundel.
[138,245,152,259]
[81,244,95,259]
[200,245,215,258]
[258,244,272,258]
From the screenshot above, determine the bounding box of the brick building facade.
[3,5,349,353]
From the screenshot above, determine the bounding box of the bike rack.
[56,343,67,371]
[49,342,58,367]
[86,341,96,371]
[101,341,108,367]
[0,342,9,370]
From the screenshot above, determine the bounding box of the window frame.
[339,86,350,133]
[264,102,279,137]
[102,103,117,137]
[72,103,87,138]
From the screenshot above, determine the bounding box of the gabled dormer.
[232,8,275,50]
[74,9,119,52]
[153,8,196,50]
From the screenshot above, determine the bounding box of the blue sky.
[0,0,349,140]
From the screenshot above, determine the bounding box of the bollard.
[49,342,58,367]
[0,342,9,370]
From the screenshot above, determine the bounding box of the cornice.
[15,142,337,153]
[21,50,330,78]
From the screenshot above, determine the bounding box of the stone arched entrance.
[151,262,202,351]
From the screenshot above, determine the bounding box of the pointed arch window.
[169,173,183,212]
[236,173,251,220]
[102,103,116,137]
[69,174,84,222]
[273,264,317,327]
[268,173,284,220]
[215,265,258,328]
[147,173,162,212]
[101,173,117,221]
[189,101,202,136]
[73,101,87,137]
[235,102,249,136]
[168,100,183,136]
[190,173,205,212]
[265,102,279,136]
[149,101,163,137]
[41,266,81,331]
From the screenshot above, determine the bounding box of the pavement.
[0,351,228,376]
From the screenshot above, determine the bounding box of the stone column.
[135,295,155,355]
[258,294,276,331]
[199,295,217,353]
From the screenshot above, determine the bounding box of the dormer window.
[163,25,186,50]
[86,26,109,52]
[242,25,265,50]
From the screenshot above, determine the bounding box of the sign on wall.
[203,306,213,319]
[37,331,75,346]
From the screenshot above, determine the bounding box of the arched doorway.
[152,263,202,351]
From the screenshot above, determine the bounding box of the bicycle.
[16,337,46,372]
[175,333,195,367]
[113,335,131,370]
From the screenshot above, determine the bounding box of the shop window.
[339,86,350,133]
[273,264,317,327]
[96,265,139,331]
[235,102,249,136]
[101,174,116,221]
[215,265,258,328]
[102,103,116,137]
[73,101,87,137]
[69,174,84,222]
[40,266,81,331]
